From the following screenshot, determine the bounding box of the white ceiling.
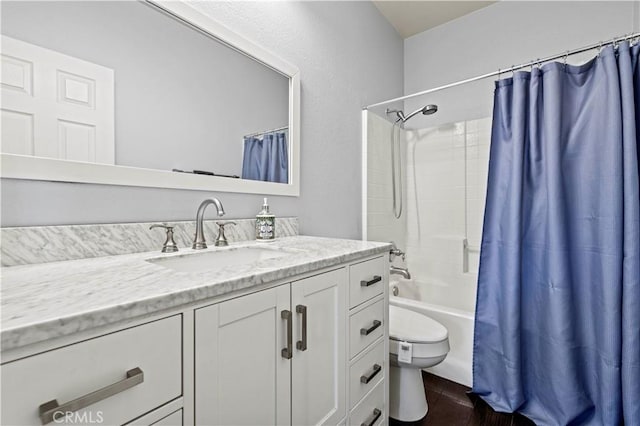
[373,1,496,38]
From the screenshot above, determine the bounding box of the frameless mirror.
[0,1,300,196]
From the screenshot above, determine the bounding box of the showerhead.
[386,104,438,122]
[422,104,438,115]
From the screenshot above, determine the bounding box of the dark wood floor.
[389,372,535,426]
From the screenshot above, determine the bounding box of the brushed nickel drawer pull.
[38,367,144,425]
[361,408,382,426]
[360,320,382,336]
[296,304,308,351]
[360,276,382,287]
[360,363,382,384]
[281,309,293,359]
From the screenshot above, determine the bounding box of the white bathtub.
[390,278,475,387]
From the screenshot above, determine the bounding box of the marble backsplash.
[1,217,298,267]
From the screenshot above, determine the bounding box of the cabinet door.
[292,268,347,425]
[195,285,291,426]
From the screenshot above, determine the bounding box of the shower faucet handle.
[389,242,406,261]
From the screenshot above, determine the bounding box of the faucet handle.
[216,221,237,228]
[215,221,236,247]
[150,224,179,253]
[389,243,406,262]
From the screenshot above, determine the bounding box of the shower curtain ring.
[563,51,569,68]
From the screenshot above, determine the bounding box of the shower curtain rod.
[365,31,640,109]
[243,125,288,139]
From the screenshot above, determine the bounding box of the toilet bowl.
[389,305,450,422]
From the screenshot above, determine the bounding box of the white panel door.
[292,268,347,426]
[195,285,291,426]
[0,35,114,163]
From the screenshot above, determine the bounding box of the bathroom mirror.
[0,1,300,196]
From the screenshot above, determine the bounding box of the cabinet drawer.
[126,404,183,425]
[348,381,384,426]
[350,339,385,408]
[350,257,385,308]
[1,315,182,426]
[350,299,384,358]
[151,410,182,426]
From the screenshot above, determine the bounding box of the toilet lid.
[389,305,448,343]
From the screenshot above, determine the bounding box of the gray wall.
[1,1,288,177]
[1,1,404,239]
[400,1,639,129]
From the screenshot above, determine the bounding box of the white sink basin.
[147,246,288,273]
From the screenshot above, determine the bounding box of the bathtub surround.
[405,117,491,285]
[365,112,489,386]
[1,217,298,267]
[365,112,407,251]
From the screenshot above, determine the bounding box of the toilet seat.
[389,306,449,359]
[389,305,448,343]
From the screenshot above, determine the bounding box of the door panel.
[195,285,291,426]
[292,268,347,426]
[1,35,114,163]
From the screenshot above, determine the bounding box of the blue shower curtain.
[241,131,288,183]
[473,42,640,425]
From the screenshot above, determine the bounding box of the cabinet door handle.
[296,304,308,351]
[360,319,382,336]
[38,367,144,425]
[281,309,293,359]
[360,275,382,287]
[361,408,382,426]
[360,363,382,384]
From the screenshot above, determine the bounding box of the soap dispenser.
[256,198,276,241]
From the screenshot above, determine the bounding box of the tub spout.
[390,265,411,280]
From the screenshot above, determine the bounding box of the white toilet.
[389,305,450,422]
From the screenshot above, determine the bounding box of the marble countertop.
[1,236,390,351]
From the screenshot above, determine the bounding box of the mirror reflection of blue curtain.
[473,42,640,425]
[241,131,288,183]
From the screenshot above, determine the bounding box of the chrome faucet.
[193,198,225,249]
[389,242,410,279]
[390,265,411,279]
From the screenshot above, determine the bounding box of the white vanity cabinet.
[1,250,389,426]
[1,315,183,426]
[347,256,387,426]
[195,267,347,426]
